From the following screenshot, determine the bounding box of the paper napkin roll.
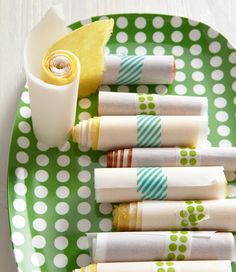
[113,199,236,231]
[76,261,234,272]
[72,115,208,151]
[107,147,236,171]
[94,167,226,202]
[86,232,236,263]
[98,91,208,116]
[102,55,175,85]
[24,6,80,147]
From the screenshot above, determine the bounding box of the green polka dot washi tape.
[177,147,200,166]
[137,93,158,115]
[156,261,177,272]
[178,201,209,230]
[164,231,192,261]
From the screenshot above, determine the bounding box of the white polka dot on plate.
[32,235,46,249]
[17,136,30,149]
[136,85,149,93]
[55,202,69,215]
[77,236,89,250]
[234,97,236,105]
[232,82,236,92]
[191,58,203,69]
[219,139,232,147]
[175,71,186,82]
[13,199,26,212]
[152,16,164,28]
[12,215,25,229]
[77,186,91,199]
[172,45,184,57]
[214,97,227,108]
[193,84,206,95]
[116,46,128,55]
[190,44,202,56]
[152,32,165,43]
[188,19,199,26]
[207,27,219,38]
[78,170,91,183]
[80,18,92,25]
[33,201,47,215]
[135,17,146,29]
[57,155,70,167]
[216,111,228,122]
[36,154,49,167]
[18,121,31,134]
[217,125,230,137]
[55,219,69,232]
[79,112,91,121]
[230,67,236,78]
[192,71,204,82]
[33,218,47,231]
[135,32,146,43]
[116,31,128,43]
[135,46,147,55]
[31,252,45,267]
[16,151,29,164]
[99,155,107,166]
[209,41,221,53]
[79,98,91,109]
[78,155,91,167]
[53,254,68,268]
[171,31,183,43]
[104,46,110,55]
[20,106,31,119]
[14,183,27,196]
[36,142,49,152]
[56,170,70,182]
[77,202,91,215]
[34,185,48,198]
[12,232,25,246]
[15,167,28,180]
[77,219,91,232]
[155,85,168,95]
[171,16,182,28]
[99,218,112,231]
[98,85,111,92]
[14,249,24,263]
[116,16,128,29]
[225,171,236,181]
[229,52,236,64]
[54,236,68,250]
[174,84,187,95]
[56,186,70,199]
[76,254,91,267]
[117,85,130,92]
[99,203,113,215]
[211,70,224,81]
[189,29,201,41]
[227,185,236,197]
[35,170,49,182]
[153,46,165,55]
[213,83,225,95]
[175,59,185,69]
[21,91,30,104]
[210,56,222,67]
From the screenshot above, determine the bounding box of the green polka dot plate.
[8,13,236,272]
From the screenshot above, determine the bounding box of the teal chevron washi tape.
[137,115,162,147]
[117,55,145,84]
[137,167,167,200]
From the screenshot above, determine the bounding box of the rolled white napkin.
[95,166,226,202]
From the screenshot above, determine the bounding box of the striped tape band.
[137,167,167,200]
[137,115,162,147]
[117,55,145,84]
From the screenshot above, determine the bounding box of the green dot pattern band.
[136,93,158,115]
[156,261,177,272]
[164,231,192,261]
[137,167,167,200]
[178,201,208,230]
[177,147,200,166]
[117,55,145,84]
[137,115,162,147]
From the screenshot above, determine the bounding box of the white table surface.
[0,0,236,271]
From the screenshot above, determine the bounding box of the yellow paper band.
[92,117,100,150]
[41,49,79,85]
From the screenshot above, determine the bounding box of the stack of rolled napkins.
[73,56,236,271]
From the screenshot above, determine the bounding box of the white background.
[0,0,236,271]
